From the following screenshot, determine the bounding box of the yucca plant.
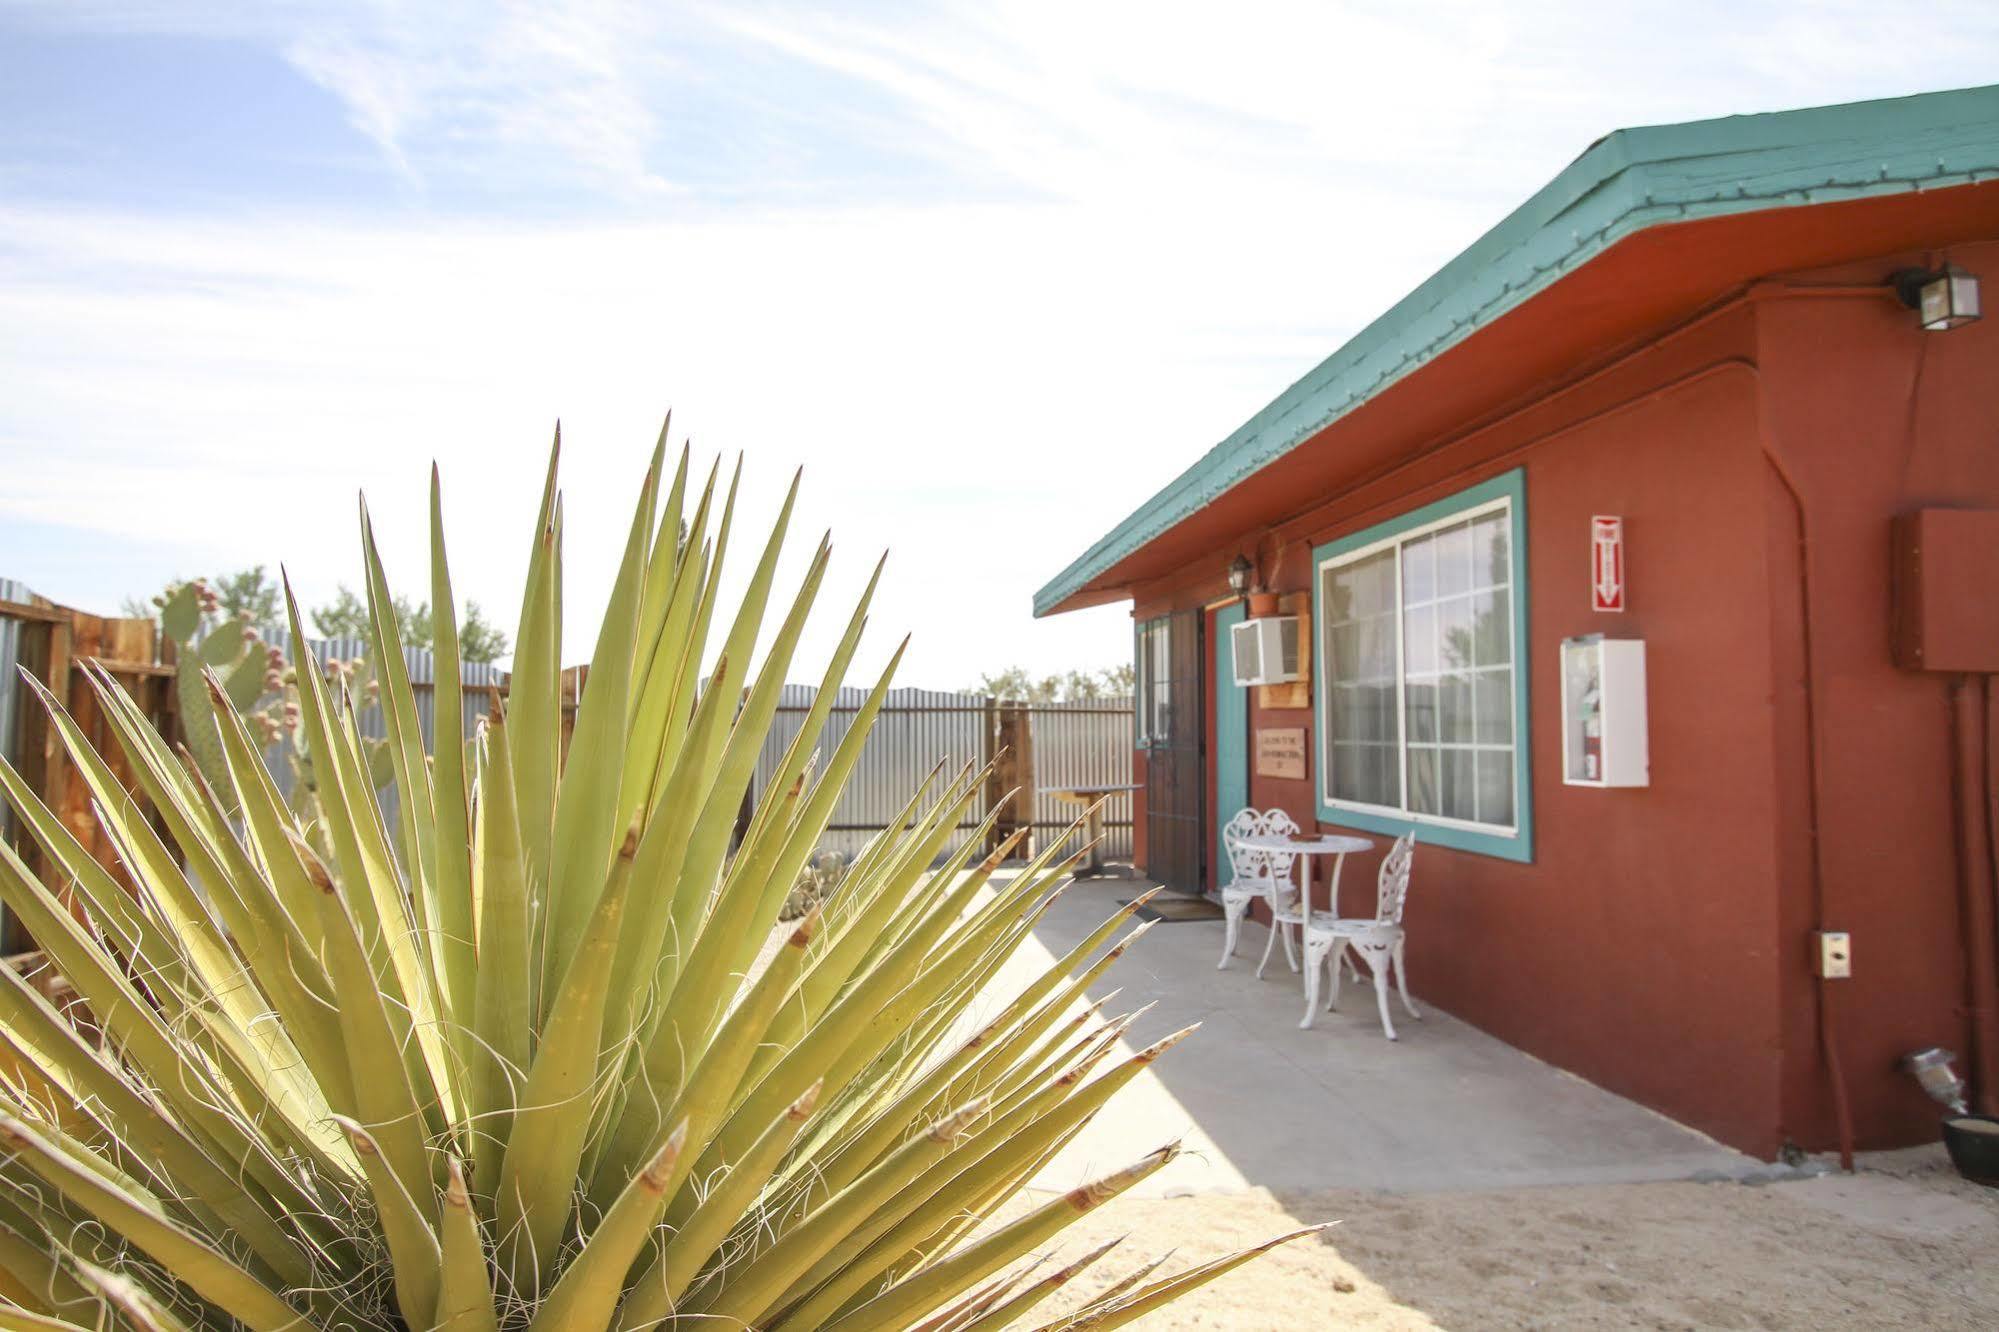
[0,429,1315,1331]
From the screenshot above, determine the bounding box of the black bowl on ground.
[1941,1114,1999,1186]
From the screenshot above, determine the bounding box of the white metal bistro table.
[1236,830,1374,1027]
[1046,783,1140,878]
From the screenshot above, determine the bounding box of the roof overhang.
[1035,83,1999,617]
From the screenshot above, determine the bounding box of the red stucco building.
[1035,85,1999,1160]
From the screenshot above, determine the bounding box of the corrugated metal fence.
[1025,698,1137,856]
[751,688,1134,861]
[251,628,506,807]
[754,687,987,861]
[0,582,1134,871]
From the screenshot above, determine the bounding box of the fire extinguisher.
[1581,681,1603,782]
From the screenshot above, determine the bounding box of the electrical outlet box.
[1815,930,1852,979]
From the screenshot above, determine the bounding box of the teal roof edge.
[1033,83,1999,617]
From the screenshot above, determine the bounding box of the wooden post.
[558,665,587,767]
[980,695,999,853]
[986,700,1035,860]
[1,596,170,928]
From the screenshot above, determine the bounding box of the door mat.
[1120,894,1225,924]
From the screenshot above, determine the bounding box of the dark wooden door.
[1144,609,1205,893]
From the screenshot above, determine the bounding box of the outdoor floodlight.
[1892,265,1981,331]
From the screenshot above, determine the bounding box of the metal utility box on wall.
[1892,508,1999,672]
[1231,615,1302,686]
[1561,635,1649,787]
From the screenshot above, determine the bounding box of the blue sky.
[4,1,1999,686]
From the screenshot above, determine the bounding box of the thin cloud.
[5,1,1999,682]
[12,0,678,196]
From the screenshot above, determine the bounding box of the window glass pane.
[1440,748,1476,821]
[1473,589,1509,668]
[1333,743,1399,807]
[1476,749,1514,826]
[1350,745,1376,805]
[1330,622,1359,679]
[1337,683,1393,745]
[1404,679,1437,744]
[1407,746,1439,815]
[1401,535,1435,604]
[1436,595,1473,671]
[1474,668,1513,745]
[1403,604,1436,675]
[1368,683,1398,744]
[1135,621,1154,743]
[1344,549,1396,620]
[1331,743,1361,803]
[1439,672,1474,744]
[1357,616,1394,680]
[1331,684,1361,742]
[1373,743,1402,807]
[1473,510,1509,588]
[1145,619,1172,744]
[1435,521,1472,598]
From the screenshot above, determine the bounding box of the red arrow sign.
[1591,516,1625,612]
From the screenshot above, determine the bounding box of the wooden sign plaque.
[1256,727,1308,781]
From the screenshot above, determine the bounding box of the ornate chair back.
[1256,807,1302,911]
[1221,807,1265,886]
[1376,831,1416,925]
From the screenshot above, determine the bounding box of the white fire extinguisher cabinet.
[1560,635,1649,787]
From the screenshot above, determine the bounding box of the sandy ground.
[1007,1146,1999,1330]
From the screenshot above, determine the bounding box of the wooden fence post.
[0,595,176,945]
[985,700,1035,860]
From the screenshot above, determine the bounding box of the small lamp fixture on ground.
[1892,264,1981,331]
[1904,1046,1969,1115]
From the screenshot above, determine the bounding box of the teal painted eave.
[1034,82,1999,618]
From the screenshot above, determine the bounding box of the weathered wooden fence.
[0,582,179,951]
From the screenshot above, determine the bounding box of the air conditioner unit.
[1231,615,1301,686]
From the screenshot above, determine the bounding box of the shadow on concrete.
[975,870,1756,1200]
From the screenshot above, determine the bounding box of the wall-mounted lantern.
[1227,553,1254,598]
[1892,265,1981,332]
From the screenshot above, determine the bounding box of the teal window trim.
[1311,468,1534,863]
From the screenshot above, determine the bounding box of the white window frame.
[1316,492,1523,844]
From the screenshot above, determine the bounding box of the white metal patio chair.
[1251,808,1305,979]
[1215,808,1262,969]
[1216,807,1293,970]
[1302,831,1420,1039]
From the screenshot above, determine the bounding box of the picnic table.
[1046,783,1139,878]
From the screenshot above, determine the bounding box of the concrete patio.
[976,872,1764,1199]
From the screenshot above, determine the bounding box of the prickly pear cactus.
[153,578,395,827]
[781,847,850,920]
[158,580,286,807]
